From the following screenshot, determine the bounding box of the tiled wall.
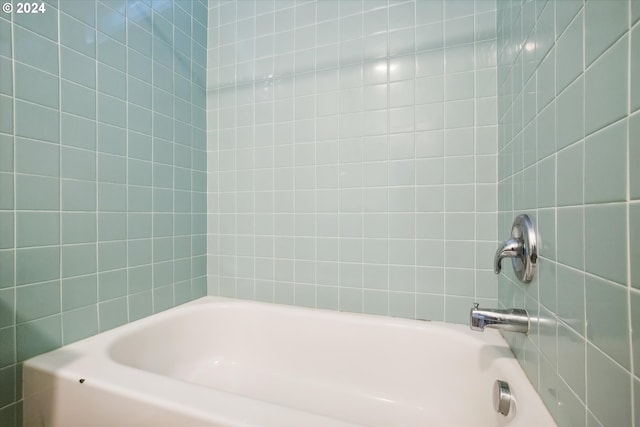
[206,0,499,324]
[497,0,639,425]
[0,1,208,424]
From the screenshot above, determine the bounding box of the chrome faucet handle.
[494,214,537,283]
[493,238,522,274]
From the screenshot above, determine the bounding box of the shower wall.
[206,0,499,324]
[497,1,639,426]
[0,1,208,424]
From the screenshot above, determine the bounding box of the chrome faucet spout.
[470,303,529,334]
[493,238,522,274]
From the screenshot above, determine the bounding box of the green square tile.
[556,76,584,150]
[0,135,12,173]
[0,57,11,96]
[556,10,583,94]
[538,355,558,419]
[97,2,125,43]
[557,141,583,206]
[153,261,175,288]
[61,274,97,311]
[586,273,630,370]
[128,159,152,186]
[14,62,59,109]
[631,204,640,290]
[129,104,152,135]
[128,213,152,239]
[128,185,152,212]
[61,147,96,181]
[389,292,414,319]
[61,80,96,120]
[0,288,14,329]
[557,207,584,269]
[634,0,640,24]
[585,204,627,285]
[556,264,585,334]
[99,297,127,331]
[98,123,126,155]
[61,113,96,150]
[153,236,173,262]
[555,0,583,37]
[0,402,17,427]
[16,246,59,286]
[0,326,15,368]
[16,212,59,248]
[97,241,126,272]
[0,365,16,407]
[98,269,126,301]
[632,114,640,200]
[584,0,628,67]
[587,343,632,427]
[0,172,13,210]
[16,314,61,361]
[0,250,14,289]
[16,280,60,323]
[556,369,586,427]
[61,213,96,244]
[175,280,192,305]
[62,305,98,345]
[128,47,152,82]
[538,258,557,312]
[0,95,12,135]
[630,27,639,113]
[15,138,60,178]
[60,12,95,58]
[128,21,152,57]
[0,18,11,59]
[536,102,555,160]
[15,100,59,144]
[415,293,444,321]
[0,212,14,250]
[61,179,96,211]
[97,182,126,212]
[128,291,153,321]
[153,188,172,212]
[97,32,126,72]
[128,239,151,267]
[14,3,58,41]
[59,0,95,26]
[97,213,126,241]
[98,63,126,99]
[537,154,556,208]
[153,285,174,313]
[97,93,126,127]
[635,377,640,427]
[631,291,640,377]
[13,26,58,75]
[585,120,626,204]
[128,76,152,109]
[97,153,126,184]
[585,35,628,135]
[60,46,96,89]
[537,208,556,260]
[444,295,474,324]
[16,175,60,210]
[128,265,152,293]
[61,243,96,278]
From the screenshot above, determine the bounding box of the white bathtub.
[23,296,555,427]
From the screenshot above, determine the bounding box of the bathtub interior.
[103,297,552,426]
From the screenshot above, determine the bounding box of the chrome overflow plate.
[493,380,512,416]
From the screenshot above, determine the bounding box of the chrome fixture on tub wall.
[469,303,530,334]
[493,214,537,283]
